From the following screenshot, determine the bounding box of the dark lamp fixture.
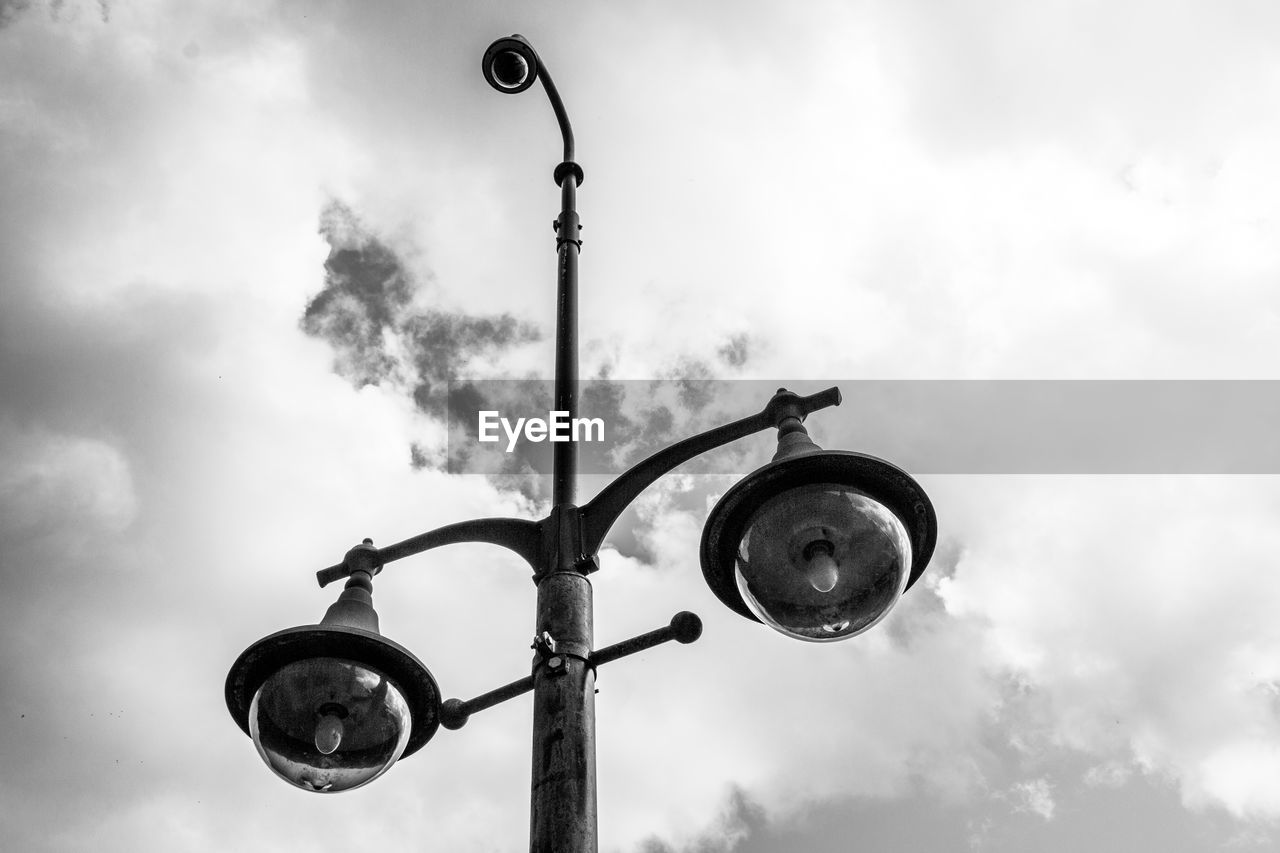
[248,654,414,792]
[225,544,441,792]
[483,35,539,94]
[701,419,937,642]
[225,26,944,847]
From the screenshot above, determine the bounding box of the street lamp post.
[226,35,938,853]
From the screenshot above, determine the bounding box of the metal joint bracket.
[553,160,584,186]
[532,631,557,658]
[315,538,383,587]
[532,631,572,676]
[555,224,582,250]
[535,506,597,579]
[763,386,842,429]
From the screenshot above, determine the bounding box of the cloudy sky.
[4,1,1280,850]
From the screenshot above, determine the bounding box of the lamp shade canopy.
[225,624,441,792]
[483,35,539,94]
[701,450,936,641]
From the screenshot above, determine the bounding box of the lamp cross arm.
[316,517,543,587]
[437,612,702,731]
[578,386,842,557]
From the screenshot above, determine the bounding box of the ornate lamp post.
[226,34,937,853]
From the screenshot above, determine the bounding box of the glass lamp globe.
[483,35,539,94]
[734,483,912,641]
[248,657,412,793]
[701,448,936,642]
[489,50,530,90]
[227,618,441,794]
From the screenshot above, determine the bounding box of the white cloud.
[1083,760,1131,789]
[0,423,136,538]
[5,2,1280,852]
[935,476,1280,820]
[1009,777,1056,821]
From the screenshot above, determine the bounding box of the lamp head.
[483,35,539,94]
[701,442,936,642]
[225,570,441,792]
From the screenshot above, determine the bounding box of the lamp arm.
[537,64,575,165]
[506,34,580,183]
[579,386,842,557]
[316,517,543,587]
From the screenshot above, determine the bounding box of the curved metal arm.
[316,517,543,587]
[495,34,579,182]
[537,63,575,165]
[579,386,842,557]
[530,48,582,185]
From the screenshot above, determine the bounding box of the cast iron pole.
[528,56,596,853]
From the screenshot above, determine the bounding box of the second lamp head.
[483,35,540,94]
[701,449,937,643]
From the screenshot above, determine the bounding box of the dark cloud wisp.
[301,198,542,420]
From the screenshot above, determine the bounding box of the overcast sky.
[4,1,1280,851]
